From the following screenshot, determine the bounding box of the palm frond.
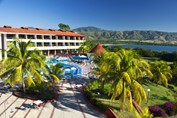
[50,74,60,82]
[26,72,35,88]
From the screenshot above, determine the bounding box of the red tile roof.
[90,43,106,56]
[0,25,84,37]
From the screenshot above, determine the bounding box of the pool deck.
[0,78,107,118]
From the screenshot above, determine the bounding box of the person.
[79,85,83,90]
[32,100,43,109]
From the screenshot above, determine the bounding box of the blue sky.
[0,0,177,32]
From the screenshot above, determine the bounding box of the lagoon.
[104,44,177,52]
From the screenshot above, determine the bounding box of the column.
[47,50,50,56]
[42,35,44,47]
[74,37,76,46]
[34,35,37,39]
[62,36,65,40]
[34,35,37,47]
[24,34,27,39]
[0,34,2,61]
[4,34,7,59]
[50,35,52,47]
[54,50,56,55]
[16,34,19,39]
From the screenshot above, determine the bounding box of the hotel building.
[0,25,85,61]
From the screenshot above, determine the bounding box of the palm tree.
[0,39,46,93]
[44,62,63,85]
[108,49,152,111]
[150,60,172,87]
[78,39,91,54]
[93,52,119,90]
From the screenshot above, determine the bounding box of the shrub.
[163,102,176,116]
[149,106,167,117]
[136,107,153,118]
[100,84,111,95]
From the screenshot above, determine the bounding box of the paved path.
[0,80,107,118]
[57,81,106,118]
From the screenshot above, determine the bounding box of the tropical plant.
[150,60,172,87]
[109,49,152,111]
[93,52,117,90]
[78,39,91,54]
[43,62,63,85]
[58,23,70,31]
[135,107,153,118]
[0,39,46,93]
[96,49,152,111]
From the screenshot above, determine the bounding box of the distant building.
[0,25,85,60]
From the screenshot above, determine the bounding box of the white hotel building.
[0,25,85,61]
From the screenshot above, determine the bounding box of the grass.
[88,79,177,118]
[142,79,175,107]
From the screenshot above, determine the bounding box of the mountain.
[73,26,177,43]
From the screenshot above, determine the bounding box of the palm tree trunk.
[100,79,105,90]
[121,80,125,111]
[22,73,26,93]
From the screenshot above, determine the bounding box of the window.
[76,37,79,40]
[65,43,69,46]
[19,34,26,39]
[37,35,42,39]
[6,34,16,39]
[44,42,50,46]
[58,43,63,46]
[70,36,74,40]
[37,42,42,47]
[76,43,79,46]
[52,36,56,39]
[58,36,62,39]
[52,43,56,46]
[70,43,74,46]
[44,35,50,39]
[27,35,35,39]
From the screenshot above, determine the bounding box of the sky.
[0,0,177,32]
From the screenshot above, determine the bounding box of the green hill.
[73,26,177,43]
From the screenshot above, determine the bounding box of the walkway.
[57,81,106,118]
[0,80,107,118]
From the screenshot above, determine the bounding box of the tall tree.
[93,52,119,90]
[150,60,172,87]
[58,23,70,31]
[78,39,91,54]
[44,62,63,85]
[0,39,46,93]
[109,49,151,111]
[95,49,152,111]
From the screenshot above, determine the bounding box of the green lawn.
[88,79,177,118]
[142,79,175,107]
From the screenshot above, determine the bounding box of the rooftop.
[0,25,84,37]
[90,43,107,56]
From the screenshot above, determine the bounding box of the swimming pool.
[62,63,82,76]
[73,55,89,61]
[47,57,83,78]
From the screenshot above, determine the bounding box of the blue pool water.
[62,63,82,76]
[47,55,88,77]
[73,55,89,61]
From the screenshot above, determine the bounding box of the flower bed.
[149,102,177,117]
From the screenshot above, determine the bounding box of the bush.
[163,102,176,116]
[149,106,167,117]
[100,84,111,95]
